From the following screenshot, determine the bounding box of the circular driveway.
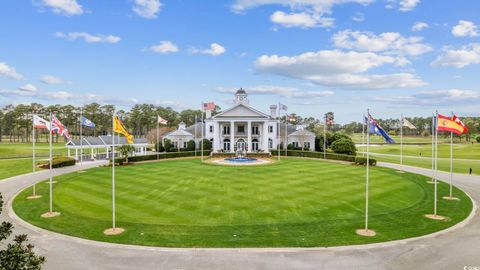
[1,160,479,270]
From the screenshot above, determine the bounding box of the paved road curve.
[1,161,479,270]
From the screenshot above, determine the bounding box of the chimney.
[270,105,277,118]
[206,110,212,119]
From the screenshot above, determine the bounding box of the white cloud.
[149,41,179,54]
[431,43,480,68]
[56,32,121,43]
[270,11,333,28]
[332,30,432,56]
[133,0,162,19]
[40,75,64,85]
[18,84,37,92]
[399,0,420,11]
[452,20,479,37]
[190,43,226,56]
[39,0,83,16]
[374,89,480,106]
[215,85,334,98]
[254,50,427,89]
[231,0,373,29]
[0,62,24,80]
[351,12,365,22]
[412,21,429,32]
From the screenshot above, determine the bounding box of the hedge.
[49,156,76,168]
[354,157,377,166]
[113,150,212,165]
[271,150,376,165]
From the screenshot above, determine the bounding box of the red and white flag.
[33,115,50,130]
[287,114,296,122]
[51,114,71,140]
[452,115,468,134]
[157,115,168,125]
[202,102,215,111]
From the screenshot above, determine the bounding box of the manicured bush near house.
[354,157,377,166]
[331,139,357,156]
[476,136,480,143]
[48,156,76,168]
[186,140,196,151]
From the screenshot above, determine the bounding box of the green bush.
[354,157,377,166]
[155,141,164,152]
[201,139,212,150]
[186,140,196,151]
[50,156,76,168]
[164,139,173,152]
[331,139,357,155]
[271,150,357,163]
[476,136,480,143]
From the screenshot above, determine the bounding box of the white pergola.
[66,135,149,160]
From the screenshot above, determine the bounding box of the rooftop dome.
[236,88,247,94]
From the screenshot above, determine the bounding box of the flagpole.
[80,108,83,164]
[32,114,37,197]
[365,109,370,231]
[112,115,116,229]
[195,114,198,157]
[400,114,403,168]
[434,111,438,216]
[157,116,160,160]
[201,108,204,162]
[323,114,327,159]
[284,110,288,156]
[431,113,435,182]
[277,102,280,161]
[362,115,365,157]
[449,112,453,198]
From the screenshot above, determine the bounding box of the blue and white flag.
[81,116,96,128]
[365,114,395,144]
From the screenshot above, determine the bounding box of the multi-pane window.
[223,125,230,135]
[252,126,259,135]
[209,125,213,133]
[238,125,245,133]
[268,126,273,133]
[304,142,310,149]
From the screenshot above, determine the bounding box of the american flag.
[325,113,335,125]
[51,114,71,141]
[202,102,216,111]
[287,114,296,122]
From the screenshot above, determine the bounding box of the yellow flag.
[113,116,133,144]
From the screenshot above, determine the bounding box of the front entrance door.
[236,139,246,152]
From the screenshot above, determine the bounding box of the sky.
[0,0,479,124]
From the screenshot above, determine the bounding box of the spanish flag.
[437,114,464,135]
[113,116,134,144]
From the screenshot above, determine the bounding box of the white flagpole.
[400,114,403,168]
[49,112,53,213]
[434,111,438,216]
[157,116,160,160]
[365,109,370,231]
[112,115,116,230]
[284,110,288,156]
[277,102,280,161]
[195,114,198,157]
[80,108,83,164]
[323,114,326,159]
[32,114,36,197]
[431,114,435,182]
[201,108,204,162]
[362,115,365,157]
[449,112,453,198]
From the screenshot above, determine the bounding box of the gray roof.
[185,122,204,136]
[66,135,148,147]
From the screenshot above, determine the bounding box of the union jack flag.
[51,114,71,141]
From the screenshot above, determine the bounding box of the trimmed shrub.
[354,157,377,166]
[476,136,480,143]
[201,139,212,150]
[155,141,164,152]
[270,150,357,163]
[186,140,196,151]
[164,139,173,152]
[49,156,76,168]
[331,139,357,155]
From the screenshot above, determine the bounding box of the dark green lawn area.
[13,158,472,247]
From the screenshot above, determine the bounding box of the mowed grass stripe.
[13,158,472,247]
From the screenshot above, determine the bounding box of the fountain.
[223,149,257,163]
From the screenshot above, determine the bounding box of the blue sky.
[0,0,479,123]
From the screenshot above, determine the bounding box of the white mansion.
[164,89,316,153]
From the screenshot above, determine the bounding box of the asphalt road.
[0,160,479,270]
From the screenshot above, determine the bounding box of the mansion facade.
[164,89,315,153]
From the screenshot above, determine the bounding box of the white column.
[230,121,234,152]
[68,148,71,157]
[213,121,220,152]
[247,121,252,153]
[91,148,94,160]
[262,122,269,152]
[75,148,78,160]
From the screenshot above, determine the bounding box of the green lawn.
[13,158,472,247]
[0,142,67,158]
[356,143,480,175]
